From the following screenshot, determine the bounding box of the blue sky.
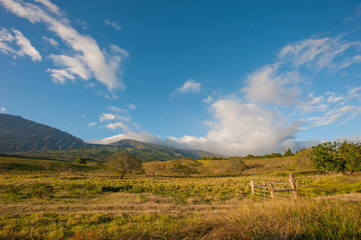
[1,0,361,155]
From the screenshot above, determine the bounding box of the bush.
[225,157,247,175]
[30,183,54,198]
[74,157,87,164]
[283,148,295,157]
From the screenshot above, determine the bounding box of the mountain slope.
[0,114,86,153]
[108,139,222,160]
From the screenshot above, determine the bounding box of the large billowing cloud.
[0,0,128,90]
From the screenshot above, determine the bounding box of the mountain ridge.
[0,113,86,153]
[0,114,223,161]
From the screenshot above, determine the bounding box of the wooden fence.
[251,174,298,201]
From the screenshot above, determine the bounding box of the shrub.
[169,158,201,177]
[74,157,87,164]
[283,148,295,157]
[30,183,54,198]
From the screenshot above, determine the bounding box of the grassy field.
[0,152,360,239]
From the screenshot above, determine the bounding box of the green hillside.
[22,139,222,162]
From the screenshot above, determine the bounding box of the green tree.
[310,141,361,174]
[170,158,201,177]
[107,153,143,179]
[244,154,256,159]
[337,142,361,174]
[283,148,295,157]
[264,153,283,158]
[74,157,87,164]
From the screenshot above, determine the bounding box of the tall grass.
[0,200,359,239]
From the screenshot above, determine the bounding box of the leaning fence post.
[289,174,298,199]
[251,180,254,196]
[269,183,277,201]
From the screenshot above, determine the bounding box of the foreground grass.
[0,200,360,239]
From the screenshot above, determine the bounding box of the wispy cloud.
[345,3,361,22]
[99,113,116,123]
[104,19,122,31]
[34,0,62,16]
[0,27,41,61]
[49,54,90,81]
[88,122,96,128]
[104,122,130,132]
[202,96,213,104]
[0,0,128,90]
[278,37,360,70]
[108,106,126,113]
[127,103,136,110]
[47,68,75,84]
[172,79,201,98]
[42,36,59,47]
[176,79,201,93]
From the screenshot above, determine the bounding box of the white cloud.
[105,19,122,31]
[43,36,59,47]
[176,79,201,93]
[106,106,131,122]
[349,86,361,97]
[47,68,75,84]
[0,27,15,55]
[202,96,213,104]
[34,0,61,16]
[104,122,130,132]
[1,107,5,113]
[243,64,301,105]
[87,132,163,145]
[0,0,128,90]
[308,106,361,127]
[11,29,41,61]
[108,106,126,113]
[88,122,96,128]
[99,113,116,123]
[346,3,361,22]
[0,27,41,61]
[279,37,360,70]
[127,103,136,110]
[50,54,90,80]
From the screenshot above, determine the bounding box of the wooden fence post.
[251,180,254,196]
[269,183,277,201]
[289,174,298,199]
[263,181,266,198]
